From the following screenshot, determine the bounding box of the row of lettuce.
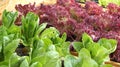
[79,0,120,7]
[99,0,120,7]
[0,10,117,67]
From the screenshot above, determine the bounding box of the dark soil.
[15,43,30,56]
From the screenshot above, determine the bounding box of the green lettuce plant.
[99,0,120,7]
[21,12,47,47]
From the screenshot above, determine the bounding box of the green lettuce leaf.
[82,33,93,48]
[20,59,29,67]
[72,42,83,52]
[2,10,18,28]
[64,55,80,67]
[79,48,98,67]
[98,38,117,53]
[40,27,60,40]
[30,62,42,67]
[21,12,47,46]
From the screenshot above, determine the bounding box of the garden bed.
[1,0,120,67]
